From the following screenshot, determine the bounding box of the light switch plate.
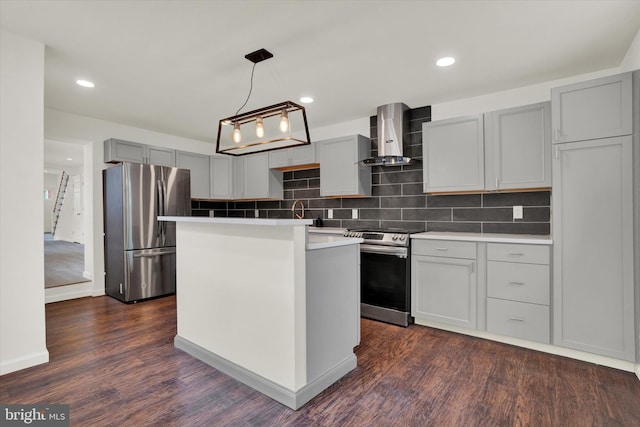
[254,209,259,218]
[513,205,523,220]
[327,209,333,219]
[352,209,358,219]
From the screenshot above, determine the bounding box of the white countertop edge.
[159,216,313,226]
[411,231,553,245]
[308,227,347,235]
[306,235,363,250]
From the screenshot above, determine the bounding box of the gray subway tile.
[453,207,513,222]
[482,222,550,235]
[308,198,342,209]
[373,184,402,197]
[482,191,551,207]
[359,209,401,220]
[380,221,425,231]
[427,194,482,208]
[342,198,380,208]
[381,195,426,208]
[427,222,482,233]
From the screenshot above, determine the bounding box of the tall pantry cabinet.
[551,71,638,362]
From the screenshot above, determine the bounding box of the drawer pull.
[507,281,525,286]
[508,316,525,322]
[508,253,525,257]
[435,248,449,251]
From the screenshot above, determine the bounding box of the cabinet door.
[210,155,233,199]
[176,151,210,199]
[485,102,551,190]
[147,146,176,167]
[242,153,283,200]
[422,115,484,193]
[551,72,632,143]
[291,144,315,165]
[104,138,146,163]
[318,135,371,197]
[552,136,634,361]
[268,150,290,168]
[411,255,477,329]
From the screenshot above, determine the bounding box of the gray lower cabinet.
[411,240,477,329]
[104,138,175,166]
[551,72,632,143]
[484,102,551,191]
[234,152,283,200]
[552,136,635,361]
[422,115,484,193]
[176,151,210,199]
[210,155,233,199]
[486,243,551,344]
[317,134,371,197]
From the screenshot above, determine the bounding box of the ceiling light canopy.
[436,57,456,67]
[76,79,95,88]
[300,96,314,104]
[216,48,311,156]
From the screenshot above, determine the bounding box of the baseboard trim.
[174,335,356,410]
[414,319,637,375]
[636,364,640,381]
[45,282,94,303]
[0,350,49,376]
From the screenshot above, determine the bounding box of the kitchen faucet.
[291,200,305,219]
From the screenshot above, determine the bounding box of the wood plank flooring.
[2,295,639,426]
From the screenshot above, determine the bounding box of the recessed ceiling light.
[436,57,456,67]
[76,79,95,88]
[300,96,314,104]
[66,157,73,161]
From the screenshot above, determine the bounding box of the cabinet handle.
[435,247,449,251]
[507,281,525,286]
[508,316,525,322]
[470,262,475,273]
[508,252,524,257]
[495,177,499,189]
[554,146,559,159]
[554,128,560,142]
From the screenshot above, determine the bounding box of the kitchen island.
[158,216,362,409]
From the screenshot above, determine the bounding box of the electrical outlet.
[513,205,523,220]
[209,210,215,217]
[327,209,333,219]
[352,209,358,219]
[254,209,259,218]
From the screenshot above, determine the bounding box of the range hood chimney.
[359,103,411,166]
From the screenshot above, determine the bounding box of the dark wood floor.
[2,296,639,426]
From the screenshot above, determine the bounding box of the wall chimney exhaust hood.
[359,103,411,166]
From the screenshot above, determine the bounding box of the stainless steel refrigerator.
[103,162,191,303]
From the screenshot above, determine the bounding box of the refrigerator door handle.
[132,247,176,258]
[156,179,164,239]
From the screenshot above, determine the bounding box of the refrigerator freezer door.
[123,247,176,302]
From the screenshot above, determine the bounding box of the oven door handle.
[360,244,407,258]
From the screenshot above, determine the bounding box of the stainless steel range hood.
[359,103,411,166]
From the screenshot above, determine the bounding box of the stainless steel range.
[344,228,422,327]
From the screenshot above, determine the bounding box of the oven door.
[360,244,409,312]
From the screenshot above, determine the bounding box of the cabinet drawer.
[412,240,476,259]
[487,298,550,344]
[487,243,549,265]
[487,261,550,305]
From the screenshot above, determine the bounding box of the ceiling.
[2,0,640,152]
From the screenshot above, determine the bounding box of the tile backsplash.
[192,105,551,235]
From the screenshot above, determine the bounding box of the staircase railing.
[51,171,70,237]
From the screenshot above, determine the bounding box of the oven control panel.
[343,230,409,246]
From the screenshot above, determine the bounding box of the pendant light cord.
[234,62,257,117]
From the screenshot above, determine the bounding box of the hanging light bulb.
[255,116,265,138]
[279,108,289,133]
[232,122,242,143]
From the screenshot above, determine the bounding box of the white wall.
[620,28,640,72]
[43,172,59,232]
[0,30,49,375]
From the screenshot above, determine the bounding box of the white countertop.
[307,234,363,250]
[308,227,346,235]
[411,231,553,245]
[159,216,313,226]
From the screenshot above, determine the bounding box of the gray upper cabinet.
[268,144,316,169]
[422,115,485,193]
[484,102,551,191]
[104,138,175,166]
[317,135,371,197]
[552,136,635,361]
[176,151,210,199]
[210,155,234,200]
[551,72,632,144]
[234,152,283,200]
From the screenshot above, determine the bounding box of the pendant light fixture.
[216,48,311,156]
